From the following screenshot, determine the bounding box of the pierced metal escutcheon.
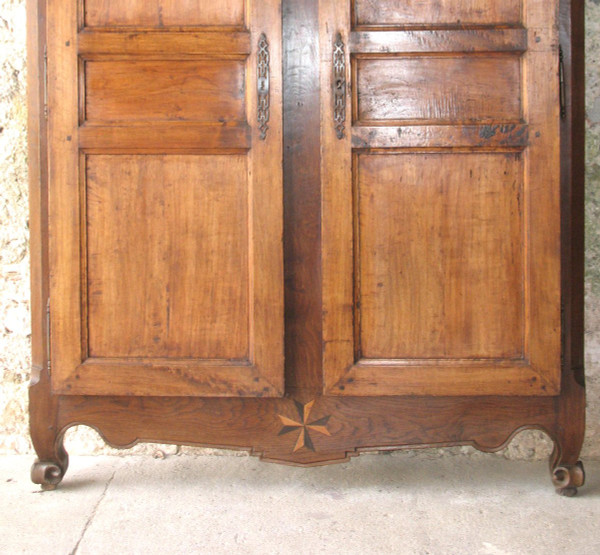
[257,33,270,140]
[333,33,346,139]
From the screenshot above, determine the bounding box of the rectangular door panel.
[48,0,283,397]
[352,0,522,28]
[84,0,245,28]
[355,55,521,124]
[357,152,524,360]
[86,154,249,360]
[322,0,561,396]
[84,60,246,124]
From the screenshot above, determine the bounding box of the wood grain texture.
[322,0,561,397]
[78,31,251,56]
[357,152,524,360]
[47,0,285,397]
[85,154,249,360]
[84,60,246,123]
[84,0,245,28]
[28,0,585,493]
[282,0,322,391]
[352,0,522,28]
[54,393,561,468]
[350,29,527,53]
[355,55,521,124]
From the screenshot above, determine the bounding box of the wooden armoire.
[28,0,586,494]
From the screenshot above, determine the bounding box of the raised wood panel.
[47,0,284,397]
[86,154,249,360]
[84,60,246,124]
[357,152,524,360]
[84,0,246,28]
[352,0,522,28]
[355,55,521,124]
[322,0,561,397]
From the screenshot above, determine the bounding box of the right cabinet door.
[322,0,562,396]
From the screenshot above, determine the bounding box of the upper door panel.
[47,0,284,396]
[321,0,562,396]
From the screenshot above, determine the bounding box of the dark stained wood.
[351,124,529,149]
[29,0,586,494]
[282,0,322,392]
[54,394,562,468]
[350,29,527,54]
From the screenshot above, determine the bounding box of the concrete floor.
[0,454,599,554]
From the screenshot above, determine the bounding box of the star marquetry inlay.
[277,400,331,452]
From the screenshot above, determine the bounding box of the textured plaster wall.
[0,0,599,460]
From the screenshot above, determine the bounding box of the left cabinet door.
[47,0,284,397]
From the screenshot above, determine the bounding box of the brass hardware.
[333,33,346,139]
[559,45,566,119]
[257,33,270,140]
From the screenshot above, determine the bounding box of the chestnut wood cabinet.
[28,0,586,494]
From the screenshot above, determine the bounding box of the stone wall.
[1,0,599,459]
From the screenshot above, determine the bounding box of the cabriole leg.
[29,367,68,490]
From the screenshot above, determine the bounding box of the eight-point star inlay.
[277,400,331,452]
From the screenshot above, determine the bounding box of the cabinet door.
[47,1,284,396]
[322,0,561,396]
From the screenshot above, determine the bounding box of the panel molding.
[322,0,561,398]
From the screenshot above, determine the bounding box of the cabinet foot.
[31,459,67,490]
[551,460,585,497]
[29,366,69,490]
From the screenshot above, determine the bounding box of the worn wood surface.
[322,0,562,397]
[29,0,585,493]
[282,0,322,392]
[45,0,284,397]
[352,0,522,28]
[83,0,245,28]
